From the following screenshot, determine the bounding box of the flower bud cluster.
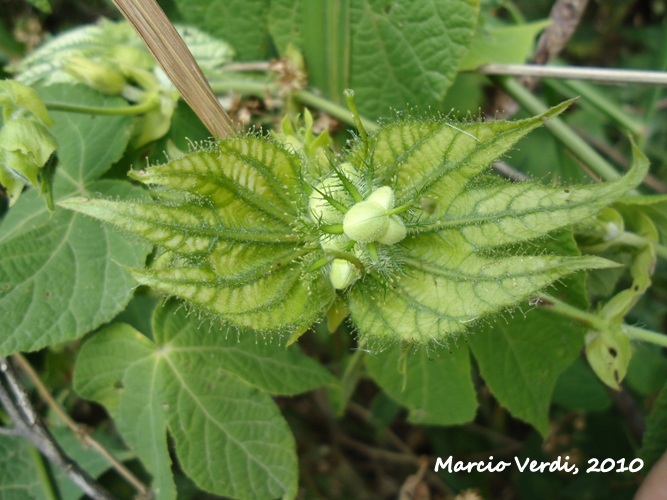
[309,164,407,290]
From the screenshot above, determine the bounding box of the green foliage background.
[0,0,666,499]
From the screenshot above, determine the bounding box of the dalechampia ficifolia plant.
[60,96,648,347]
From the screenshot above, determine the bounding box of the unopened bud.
[330,258,360,289]
[64,57,126,95]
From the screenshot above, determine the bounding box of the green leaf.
[361,99,572,205]
[585,325,632,391]
[61,136,335,337]
[467,231,590,434]
[268,0,303,55]
[74,323,176,499]
[469,308,586,435]
[0,429,132,500]
[0,437,48,499]
[352,0,479,118]
[74,300,334,498]
[0,85,148,355]
[365,344,477,425]
[458,19,551,70]
[175,0,271,60]
[0,80,57,208]
[269,0,479,118]
[344,104,648,344]
[347,247,614,344]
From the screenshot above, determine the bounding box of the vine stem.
[12,354,152,498]
[623,325,667,348]
[478,64,667,86]
[295,89,378,132]
[614,231,667,260]
[539,294,667,348]
[0,357,112,500]
[43,94,159,116]
[491,75,623,182]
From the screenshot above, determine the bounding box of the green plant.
[1,0,667,498]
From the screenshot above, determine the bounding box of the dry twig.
[112,0,237,138]
[12,354,151,497]
[0,357,112,500]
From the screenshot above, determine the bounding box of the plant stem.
[334,349,366,417]
[614,231,667,260]
[539,295,667,348]
[492,75,623,182]
[479,64,667,86]
[209,79,279,95]
[545,78,645,136]
[12,354,151,498]
[295,89,379,132]
[44,95,159,116]
[623,324,667,348]
[538,294,607,330]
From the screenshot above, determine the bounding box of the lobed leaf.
[74,300,335,498]
[352,99,573,206]
[131,263,334,334]
[348,234,616,344]
[419,141,649,247]
[130,137,305,224]
[343,112,648,345]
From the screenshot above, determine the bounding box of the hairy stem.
[539,293,608,330]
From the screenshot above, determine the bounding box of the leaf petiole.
[539,294,667,348]
[43,94,160,116]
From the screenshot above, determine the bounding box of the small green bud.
[366,185,394,210]
[343,200,389,243]
[330,258,360,289]
[343,185,407,245]
[377,216,407,245]
[64,57,126,95]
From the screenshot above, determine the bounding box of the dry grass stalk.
[112,0,237,138]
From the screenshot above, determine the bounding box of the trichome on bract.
[60,98,649,347]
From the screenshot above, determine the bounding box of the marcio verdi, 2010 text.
[434,456,644,475]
